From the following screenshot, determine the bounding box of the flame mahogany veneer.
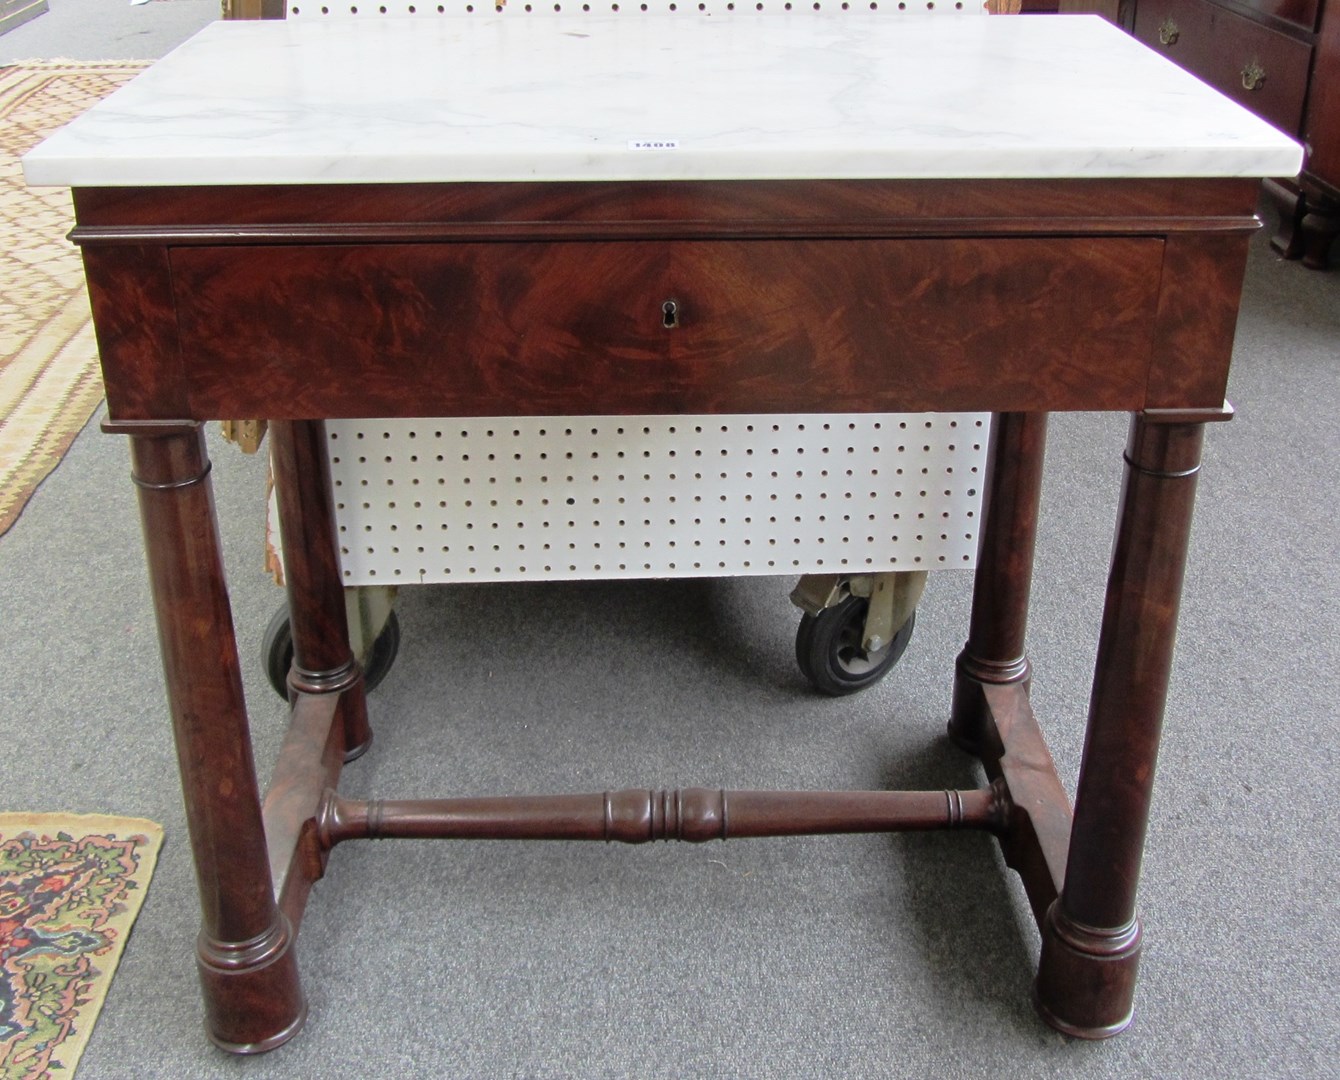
[82,176,1256,1051]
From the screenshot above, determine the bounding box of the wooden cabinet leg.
[125,423,305,1052]
[1265,177,1308,260]
[1298,205,1340,270]
[269,420,371,761]
[1034,416,1207,1038]
[948,411,1048,755]
[1264,177,1340,270]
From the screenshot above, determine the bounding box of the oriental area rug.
[0,812,163,1080]
[0,61,148,537]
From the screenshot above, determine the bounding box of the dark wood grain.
[1286,0,1340,267]
[947,412,1073,930]
[70,177,1260,233]
[1305,1,1340,185]
[948,412,1049,754]
[70,178,1261,427]
[270,420,372,760]
[981,682,1074,928]
[1034,416,1207,1039]
[1229,0,1323,31]
[127,426,305,1053]
[168,237,1163,420]
[80,163,1261,1049]
[317,787,1008,847]
[1266,175,1340,266]
[1132,0,1313,132]
[262,691,342,931]
[80,246,187,420]
[1144,232,1251,408]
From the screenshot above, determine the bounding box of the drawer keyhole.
[662,299,680,329]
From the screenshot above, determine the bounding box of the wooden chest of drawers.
[1125,0,1340,267]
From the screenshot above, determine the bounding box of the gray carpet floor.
[2,6,1338,1078]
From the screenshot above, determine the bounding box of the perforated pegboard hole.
[324,414,987,585]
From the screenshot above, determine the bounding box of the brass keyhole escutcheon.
[662,299,680,329]
[1158,17,1179,46]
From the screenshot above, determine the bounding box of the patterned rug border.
[0,60,149,538]
[0,61,154,70]
[0,812,164,1080]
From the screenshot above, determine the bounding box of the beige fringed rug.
[0,812,164,1079]
[0,61,148,537]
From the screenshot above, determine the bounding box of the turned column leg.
[1034,415,1208,1038]
[269,419,371,761]
[948,411,1049,754]
[124,423,305,1052]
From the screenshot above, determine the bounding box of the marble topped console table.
[25,13,1300,1053]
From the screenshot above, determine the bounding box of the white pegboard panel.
[287,2,990,18]
[327,414,987,584]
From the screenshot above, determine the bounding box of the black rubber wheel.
[261,603,401,700]
[795,594,915,696]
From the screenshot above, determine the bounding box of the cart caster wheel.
[261,604,401,700]
[796,595,915,696]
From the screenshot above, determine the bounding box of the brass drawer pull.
[1158,17,1179,46]
[1241,60,1266,92]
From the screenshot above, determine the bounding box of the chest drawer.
[1236,0,1323,33]
[170,237,1163,420]
[1134,0,1314,134]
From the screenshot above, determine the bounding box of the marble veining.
[22,14,1302,186]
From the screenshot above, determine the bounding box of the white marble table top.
[23,13,1302,187]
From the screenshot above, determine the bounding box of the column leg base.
[947,654,1027,757]
[207,1004,308,1056]
[338,672,373,762]
[946,662,988,756]
[1034,901,1141,1040]
[343,732,374,763]
[290,659,373,764]
[197,915,307,1054]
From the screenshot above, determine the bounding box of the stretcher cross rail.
[313,785,1012,845]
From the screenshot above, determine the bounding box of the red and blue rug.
[0,813,162,1079]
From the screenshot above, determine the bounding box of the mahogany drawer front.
[1135,0,1313,133]
[170,237,1163,420]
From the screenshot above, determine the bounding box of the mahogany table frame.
[72,175,1256,1051]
